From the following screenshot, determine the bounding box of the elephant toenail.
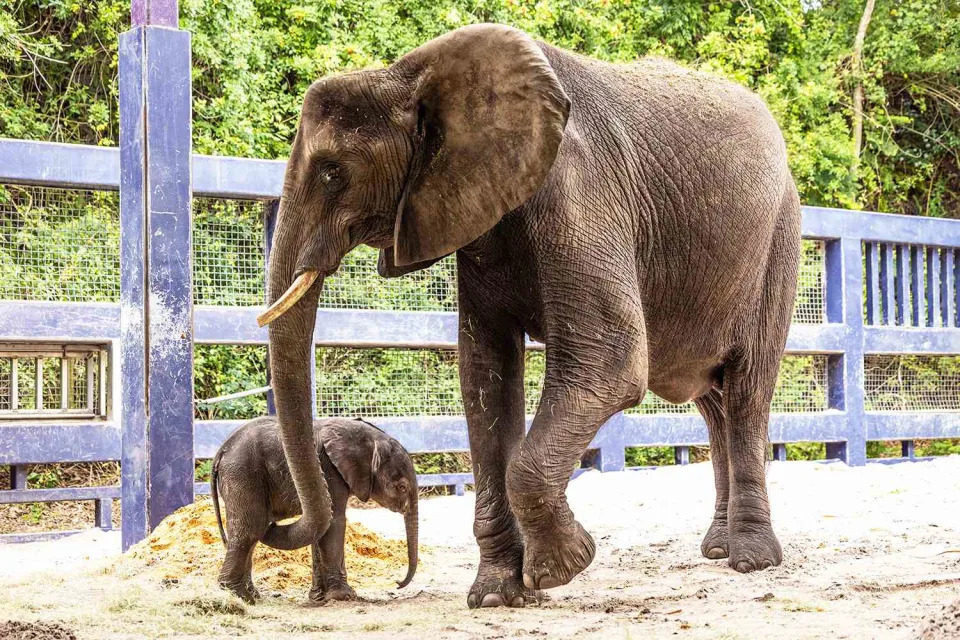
[510,596,526,607]
[735,561,754,573]
[759,560,773,570]
[706,547,728,559]
[480,594,505,607]
[467,594,479,609]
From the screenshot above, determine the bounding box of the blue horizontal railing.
[2,138,959,542]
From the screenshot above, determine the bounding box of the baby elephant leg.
[219,533,260,603]
[309,515,356,602]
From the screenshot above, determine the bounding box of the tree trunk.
[851,0,876,184]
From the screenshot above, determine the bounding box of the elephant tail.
[211,453,227,546]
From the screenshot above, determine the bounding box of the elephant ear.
[319,421,379,502]
[377,246,446,278]
[392,23,570,266]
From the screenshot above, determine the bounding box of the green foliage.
[193,345,268,420]
[2,0,957,216]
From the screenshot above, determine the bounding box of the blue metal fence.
[0,2,958,546]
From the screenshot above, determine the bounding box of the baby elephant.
[211,416,418,603]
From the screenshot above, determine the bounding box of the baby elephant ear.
[320,421,374,502]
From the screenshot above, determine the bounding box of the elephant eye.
[317,162,346,191]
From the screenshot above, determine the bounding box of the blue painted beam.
[911,246,923,327]
[941,250,955,328]
[118,24,195,551]
[895,245,907,326]
[3,302,863,354]
[835,237,868,465]
[866,412,960,440]
[784,324,847,353]
[865,242,879,325]
[927,247,941,328]
[0,423,120,465]
[0,301,119,341]
[801,207,960,246]
[879,243,894,325]
[862,327,960,354]
[0,139,284,199]
[0,486,120,504]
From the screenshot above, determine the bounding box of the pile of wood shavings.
[117,500,414,593]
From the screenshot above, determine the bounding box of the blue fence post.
[9,465,27,490]
[119,0,195,550]
[587,412,626,471]
[824,238,867,465]
[263,200,278,416]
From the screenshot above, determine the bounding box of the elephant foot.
[700,513,729,560]
[467,562,533,609]
[309,583,357,603]
[220,579,260,604]
[519,503,595,591]
[727,517,782,573]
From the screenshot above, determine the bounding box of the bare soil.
[1,457,959,639]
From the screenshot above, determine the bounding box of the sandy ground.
[2,457,960,639]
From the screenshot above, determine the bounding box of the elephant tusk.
[257,270,320,327]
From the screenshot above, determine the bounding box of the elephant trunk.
[258,198,334,551]
[397,491,418,588]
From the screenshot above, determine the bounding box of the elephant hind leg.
[722,193,799,574]
[219,533,261,603]
[695,388,729,560]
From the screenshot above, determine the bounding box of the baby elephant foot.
[727,515,782,573]
[520,506,595,590]
[310,583,357,603]
[701,513,729,560]
[219,580,260,605]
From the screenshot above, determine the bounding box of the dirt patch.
[116,500,417,592]
[0,621,77,640]
[3,458,960,638]
[917,598,960,640]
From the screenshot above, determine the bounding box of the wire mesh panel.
[793,240,825,324]
[771,355,829,413]
[315,347,549,417]
[320,246,458,311]
[0,185,120,302]
[193,198,266,306]
[193,344,268,420]
[864,355,960,411]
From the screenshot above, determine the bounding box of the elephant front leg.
[695,388,730,559]
[459,305,529,608]
[508,318,647,591]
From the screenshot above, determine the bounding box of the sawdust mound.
[118,501,413,593]
[917,599,960,640]
[0,621,77,640]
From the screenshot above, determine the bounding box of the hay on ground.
[117,501,416,593]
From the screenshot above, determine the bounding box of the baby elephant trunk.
[397,495,418,588]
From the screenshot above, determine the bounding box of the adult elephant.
[257,24,800,608]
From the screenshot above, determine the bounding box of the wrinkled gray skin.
[211,417,418,603]
[263,24,800,609]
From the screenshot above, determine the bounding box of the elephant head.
[320,420,420,588]
[257,23,570,550]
